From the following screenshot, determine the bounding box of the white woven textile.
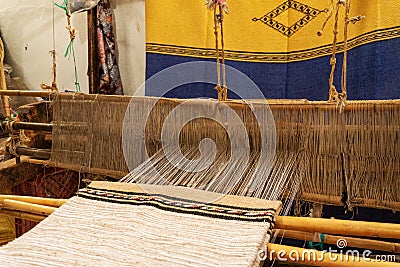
[0,182,281,267]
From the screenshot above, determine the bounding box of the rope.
[210,1,228,101]
[340,0,351,112]
[219,5,227,92]
[55,0,81,92]
[318,0,364,112]
[41,0,58,91]
[213,8,221,96]
[328,1,340,104]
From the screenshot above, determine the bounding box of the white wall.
[112,0,145,96]
[0,0,145,95]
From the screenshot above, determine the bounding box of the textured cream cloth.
[0,182,281,267]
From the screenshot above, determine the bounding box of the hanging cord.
[327,0,341,104]
[318,0,364,112]
[208,0,229,101]
[56,0,81,92]
[340,0,351,112]
[41,0,58,91]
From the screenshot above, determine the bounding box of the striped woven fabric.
[0,182,281,267]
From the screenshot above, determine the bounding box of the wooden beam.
[0,195,67,208]
[274,229,400,254]
[6,121,53,132]
[275,216,400,240]
[26,158,125,179]
[0,199,56,216]
[0,209,46,223]
[0,90,53,98]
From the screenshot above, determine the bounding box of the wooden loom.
[0,193,399,266]
[0,91,399,266]
[0,1,399,266]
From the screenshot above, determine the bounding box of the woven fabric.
[0,182,281,267]
[145,1,400,100]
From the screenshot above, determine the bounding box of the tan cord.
[212,3,228,101]
[219,5,228,101]
[319,0,364,112]
[41,0,58,91]
[328,1,341,104]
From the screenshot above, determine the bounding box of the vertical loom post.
[87,7,99,94]
[311,203,323,243]
[0,37,10,118]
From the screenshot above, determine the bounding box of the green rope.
[307,233,326,251]
[54,0,68,15]
[55,0,81,92]
[65,39,81,92]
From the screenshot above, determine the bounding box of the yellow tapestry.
[146,0,400,63]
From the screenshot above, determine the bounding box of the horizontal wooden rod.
[5,121,53,132]
[0,195,67,208]
[274,229,400,254]
[300,193,343,206]
[55,92,400,109]
[275,216,400,240]
[299,193,400,211]
[0,199,56,216]
[348,198,400,212]
[9,146,51,160]
[0,209,47,222]
[25,158,126,179]
[268,243,399,267]
[4,195,399,241]
[0,90,54,97]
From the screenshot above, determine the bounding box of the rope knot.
[349,15,366,24]
[67,26,76,40]
[215,85,228,101]
[206,0,229,14]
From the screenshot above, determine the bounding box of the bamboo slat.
[274,229,400,254]
[0,90,53,98]
[275,216,400,240]
[3,197,399,241]
[0,199,56,216]
[0,195,67,208]
[0,209,46,222]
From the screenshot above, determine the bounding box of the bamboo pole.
[0,196,67,208]
[54,92,400,106]
[0,37,10,118]
[6,121,53,132]
[300,193,342,206]
[0,90,54,98]
[2,196,399,241]
[275,216,400,240]
[274,229,400,254]
[0,199,56,216]
[0,209,47,222]
[268,243,399,267]
[12,146,51,160]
